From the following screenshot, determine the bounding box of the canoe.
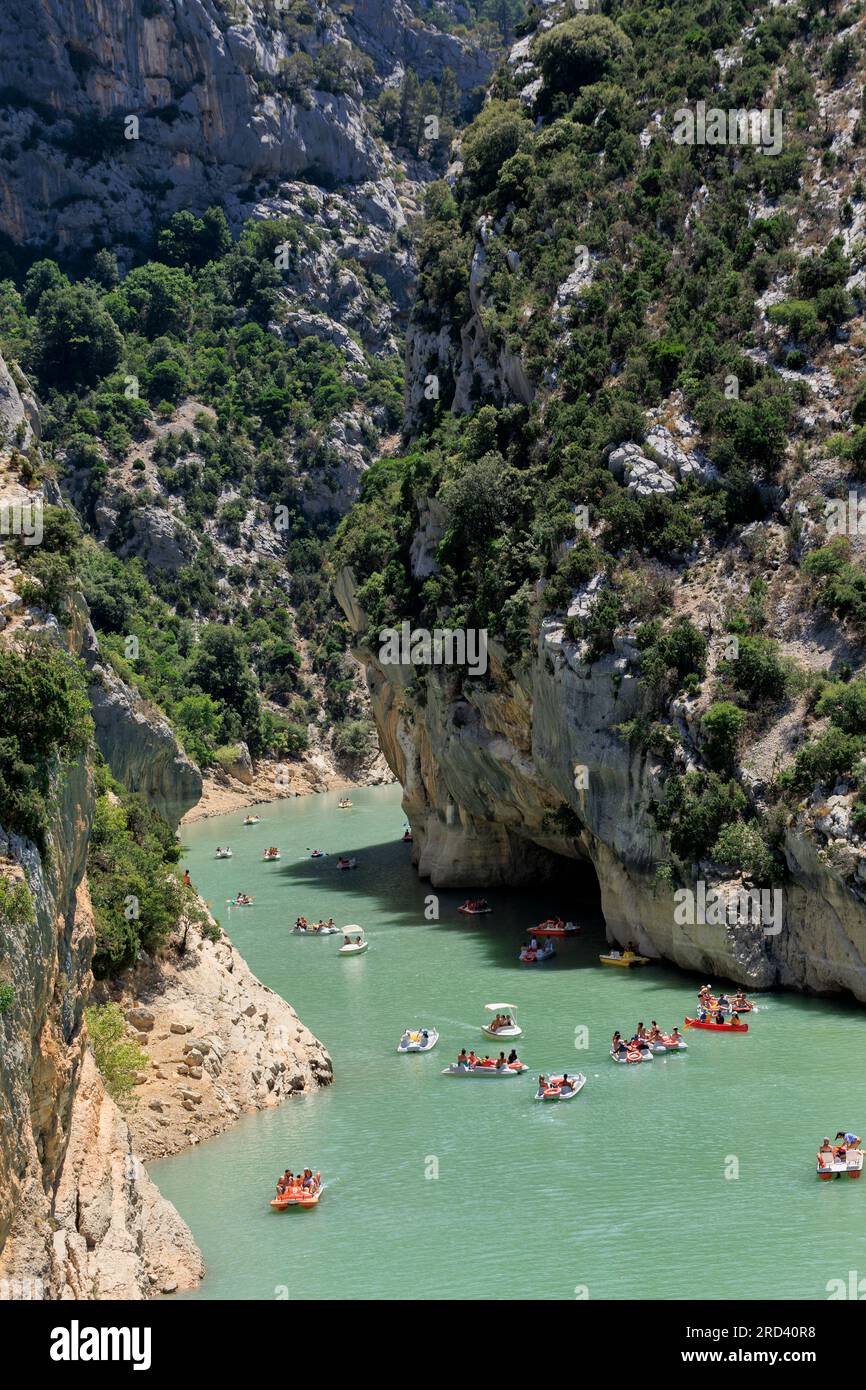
[599,952,650,968]
[610,1046,654,1063]
[458,905,492,916]
[442,1062,527,1078]
[534,1073,586,1102]
[397,1028,439,1053]
[684,1016,748,1033]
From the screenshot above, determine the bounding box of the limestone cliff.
[0,0,489,250]
[0,356,332,1298]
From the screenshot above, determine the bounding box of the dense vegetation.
[0,206,391,765]
[334,0,866,880]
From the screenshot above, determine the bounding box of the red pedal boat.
[270,1173,322,1209]
[684,1016,748,1033]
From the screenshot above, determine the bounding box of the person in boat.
[669,1026,683,1043]
[836,1131,862,1149]
[277,1170,293,1196]
[713,1009,726,1025]
[559,1072,571,1090]
[507,1048,519,1065]
[457,1049,469,1066]
[401,1030,411,1047]
[467,1050,479,1067]
[326,918,335,930]
[353,935,362,945]
[343,934,350,945]
[636,1021,647,1040]
[718,993,729,1008]
[421,1029,429,1044]
[538,1075,546,1089]
[730,1012,740,1027]
[648,1021,661,1041]
[301,1168,314,1190]
[819,1138,833,1156]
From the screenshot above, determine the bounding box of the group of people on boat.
[233,891,253,906]
[401,1028,431,1047]
[612,1022,684,1056]
[460,898,489,912]
[294,916,335,933]
[275,1168,320,1198]
[215,846,231,857]
[263,846,279,859]
[338,798,352,808]
[818,1132,862,1162]
[487,1011,515,1033]
[343,933,363,946]
[456,1048,520,1070]
[697,985,751,1013]
[538,1073,576,1093]
[696,1006,743,1026]
[244,815,261,825]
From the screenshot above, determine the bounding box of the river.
[152,784,866,1301]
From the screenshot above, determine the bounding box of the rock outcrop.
[0,0,490,250]
[98,906,333,1162]
[336,565,866,1000]
[88,663,202,829]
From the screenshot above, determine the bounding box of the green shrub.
[710,819,776,881]
[701,701,746,772]
[84,1003,147,1104]
[533,16,632,98]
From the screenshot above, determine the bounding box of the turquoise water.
[153,784,866,1301]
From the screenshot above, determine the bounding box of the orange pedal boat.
[270,1173,322,1209]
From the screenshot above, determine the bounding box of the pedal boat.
[817,1149,864,1180]
[534,1073,586,1101]
[442,1060,527,1077]
[338,927,368,956]
[599,950,650,968]
[397,1028,439,1053]
[519,940,556,964]
[480,1002,522,1040]
[684,1016,748,1033]
[270,1175,322,1209]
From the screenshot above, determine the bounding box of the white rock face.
[336,566,866,1000]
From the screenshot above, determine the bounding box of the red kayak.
[684,1016,748,1033]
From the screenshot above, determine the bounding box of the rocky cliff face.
[0,354,331,1298]
[337,562,866,1000]
[0,0,489,251]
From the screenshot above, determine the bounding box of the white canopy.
[343,924,364,934]
[484,1002,517,1012]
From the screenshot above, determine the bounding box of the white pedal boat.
[535,1073,586,1102]
[262,853,281,862]
[519,940,556,964]
[397,1027,439,1053]
[480,1002,522,1040]
[293,924,339,935]
[214,849,233,859]
[338,927,368,956]
[610,1045,654,1064]
[442,1061,527,1078]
